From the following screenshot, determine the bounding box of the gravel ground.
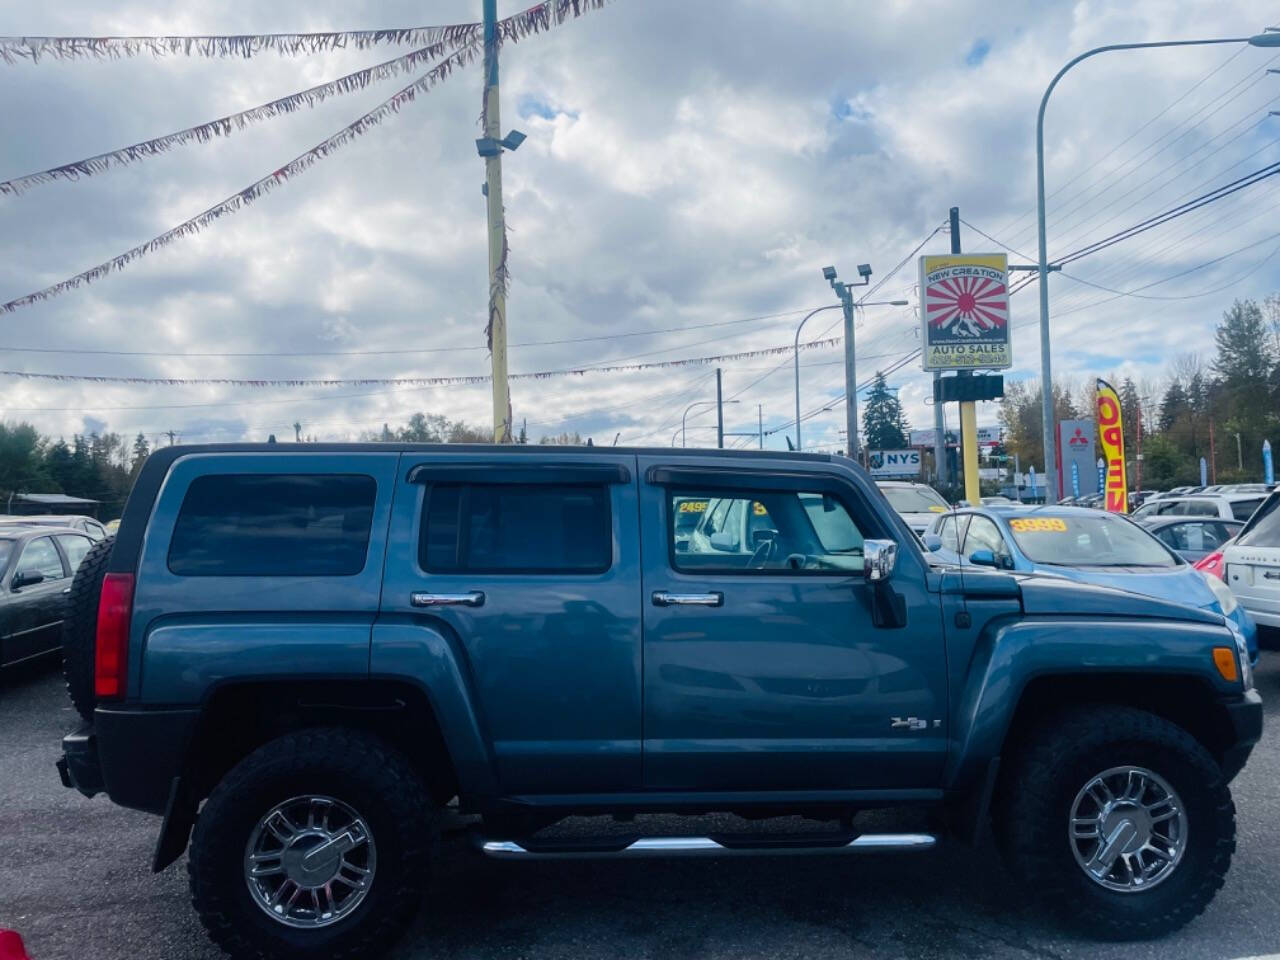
[2,653,1278,960]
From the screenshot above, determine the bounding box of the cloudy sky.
[1,0,1277,458]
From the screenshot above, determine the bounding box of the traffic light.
[934,374,1004,403]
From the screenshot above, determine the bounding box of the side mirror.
[709,532,738,552]
[864,539,898,582]
[921,533,943,552]
[12,569,44,589]
[750,528,777,547]
[968,549,997,568]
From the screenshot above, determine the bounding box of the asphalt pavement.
[2,653,1279,960]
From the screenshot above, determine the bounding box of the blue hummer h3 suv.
[56,444,1261,959]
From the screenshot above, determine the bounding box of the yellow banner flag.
[1095,378,1128,513]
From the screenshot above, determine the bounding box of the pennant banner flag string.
[0,0,609,63]
[0,41,482,314]
[0,336,844,388]
[1,40,463,195]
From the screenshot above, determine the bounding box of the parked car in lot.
[1139,516,1244,564]
[875,480,950,537]
[1221,491,1280,645]
[0,525,95,667]
[924,505,1257,661]
[0,514,108,540]
[57,444,1260,959]
[1132,493,1268,523]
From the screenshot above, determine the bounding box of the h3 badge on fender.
[891,717,942,731]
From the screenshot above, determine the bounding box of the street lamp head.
[889,299,909,306]
[1248,31,1280,46]
[856,263,873,279]
[822,265,838,282]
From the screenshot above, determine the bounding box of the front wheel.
[189,728,436,960]
[994,705,1235,939]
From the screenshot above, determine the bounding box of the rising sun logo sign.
[918,253,1012,371]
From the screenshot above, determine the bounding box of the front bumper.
[1219,688,1264,782]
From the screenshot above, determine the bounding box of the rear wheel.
[189,728,436,960]
[994,705,1235,938]
[61,535,115,721]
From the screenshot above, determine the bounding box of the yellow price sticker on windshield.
[753,502,770,516]
[928,505,947,513]
[1009,517,1068,533]
[678,500,708,513]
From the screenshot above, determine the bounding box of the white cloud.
[0,0,1275,454]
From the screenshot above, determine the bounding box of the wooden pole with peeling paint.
[482,0,512,442]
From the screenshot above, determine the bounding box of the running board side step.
[478,833,936,860]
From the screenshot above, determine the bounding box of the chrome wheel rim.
[1069,766,1187,893]
[244,795,376,928]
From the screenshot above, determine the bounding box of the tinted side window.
[422,483,611,574]
[168,474,376,577]
[1231,498,1264,522]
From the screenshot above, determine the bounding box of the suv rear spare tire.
[61,535,115,722]
[994,704,1235,938]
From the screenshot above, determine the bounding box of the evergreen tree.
[862,372,909,450]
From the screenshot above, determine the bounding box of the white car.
[1222,491,1280,638]
[1131,493,1268,524]
[875,481,951,538]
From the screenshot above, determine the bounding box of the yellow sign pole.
[960,400,981,505]
[482,0,512,443]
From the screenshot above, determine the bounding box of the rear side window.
[1238,496,1280,547]
[422,483,611,574]
[168,474,376,577]
[1231,498,1264,522]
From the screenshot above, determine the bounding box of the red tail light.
[1194,550,1226,582]
[94,573,135,699]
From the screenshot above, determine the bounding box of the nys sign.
[919,253,1012,371]
[868,449,922,478]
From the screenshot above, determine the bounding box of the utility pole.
[481,0,512,443]
[165,430,177,446]
[949,210,982,507]
[1210,419,1218,484]
[293,421,302,443]
[1135,403,1143,494]
[839,285,859,462]
[716,368,725,449]
[1236,432,1244,471]
[758,404,764,449]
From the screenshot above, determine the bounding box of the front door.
[638,458,948,791]
[4,536,69,663]
[376,454,644,795]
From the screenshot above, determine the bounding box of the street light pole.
[1035,30,1280,497]
[683,399,739,448]
[793,304,842,452]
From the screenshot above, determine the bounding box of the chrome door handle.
[651,591,723,607]
[411,591,485,608]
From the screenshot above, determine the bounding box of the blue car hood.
[1029,564,1218,611]
[1016,573,1224,626]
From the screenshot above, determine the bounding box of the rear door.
[637,457,947,791]
[1226,495,1280,628]
[375,453,643,794]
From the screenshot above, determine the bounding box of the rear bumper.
[57,705,199,815]
[1219,688,1264,782]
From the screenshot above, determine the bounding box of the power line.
[0,307,822,358]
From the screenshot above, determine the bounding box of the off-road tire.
[189,728,436,960]
[61,535,115,721]
[994,705,1234,939]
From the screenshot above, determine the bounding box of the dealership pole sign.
[1095,378,1129,513]
[919,253,1012,371]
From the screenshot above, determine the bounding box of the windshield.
[1238,494,1280,548]
[1006,513,1178,567]
[880,485,949,515]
